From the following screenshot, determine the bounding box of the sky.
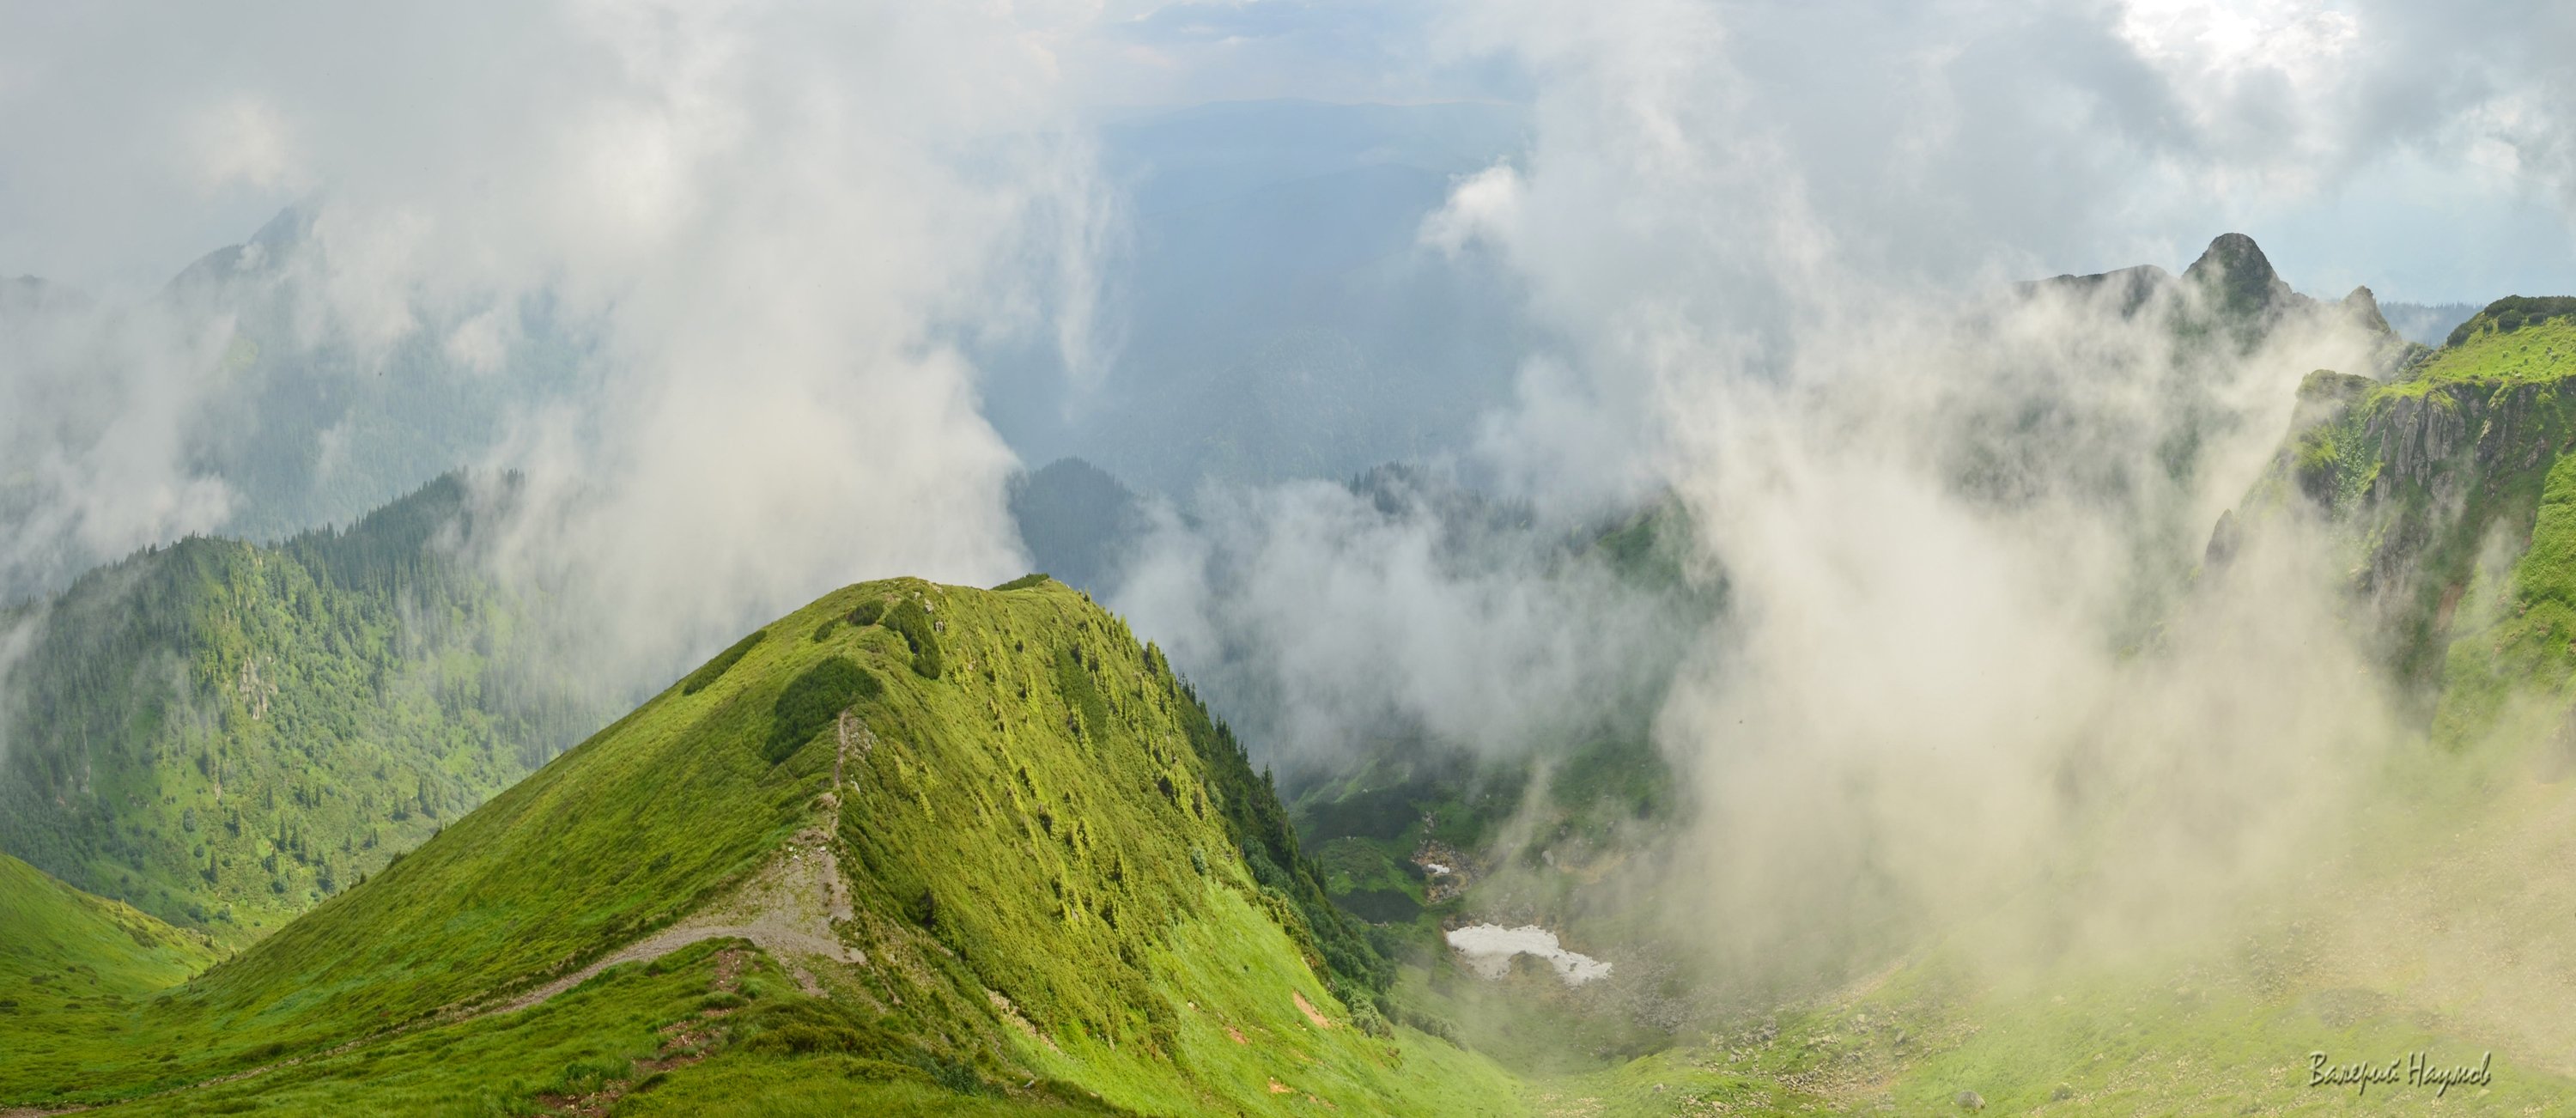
[3,0,2570,305]
[0,0,2572,688]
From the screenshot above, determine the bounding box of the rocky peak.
[2183,232,2294,320]
[2342,285,2389,327]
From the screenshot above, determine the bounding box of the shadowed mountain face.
[2245,294,2576,698]
[1007,458,1147,594]
[2182,231,2297,321]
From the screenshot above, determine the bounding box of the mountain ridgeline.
[0,474,600,943]
[0,576,1517,1115]
[2029,232,2421,369]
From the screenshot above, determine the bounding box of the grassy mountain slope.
[1,576,1522,1115]
[0,850,213,1010]
[1619,294,2576,1112]
[0,853,218,1105]
[0,474,598,943]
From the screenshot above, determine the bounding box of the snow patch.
[1446,923,1612,986]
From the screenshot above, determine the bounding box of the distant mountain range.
[1,207,588,602]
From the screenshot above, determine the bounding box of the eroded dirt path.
[535,947,754,1117]
[485,829,859,1012]
[46,829,864,1114]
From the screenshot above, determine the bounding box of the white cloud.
[0,0,1114,688]
[1420,163,1524,255]
[185,96,302,193]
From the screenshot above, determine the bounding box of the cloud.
[1403,0,2471,981]
[1093,0,2573,837]
[1418,163,1522,256]
[1113,471,1692,767]
[0,288,237,596]
[185,96,304,194]
[0,0,1113,687]
[1076,0,1518,106]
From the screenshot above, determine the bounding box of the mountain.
[2241,295,2576,708]
[0,849,214,1009]
[1008,458,1150,594]
[1261,258,2576,1109]
[151,209,593,548]
[2029,233,2421,370]
[0,473,600,943]
[0,207,590,601]
[0,575,1522,1115]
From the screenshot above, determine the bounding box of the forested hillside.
[0,474,602,944]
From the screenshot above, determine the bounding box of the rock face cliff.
[2248,298,2576,704]
[2363,381,2563,499]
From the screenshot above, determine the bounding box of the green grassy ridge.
[2,576,1526,1115]
[802,577,1526,1113]
[0,569,862,1105]
[0,601,823,1106]
[2391,315,2576,392]
[0,852,216,1109]
[0,473,600,942]
[2439,295,2576,350]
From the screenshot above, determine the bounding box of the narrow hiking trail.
[21,713,882,1115]
[484,829,860,1015]
[534,945,757,1118]
[53,828,861,1114]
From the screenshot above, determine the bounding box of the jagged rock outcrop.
[2245,292,2576,694]
[2363,382,2561,500]
[2342,285,2394,334]
[2184,232,2300,324]
[2026,234,2416,374]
